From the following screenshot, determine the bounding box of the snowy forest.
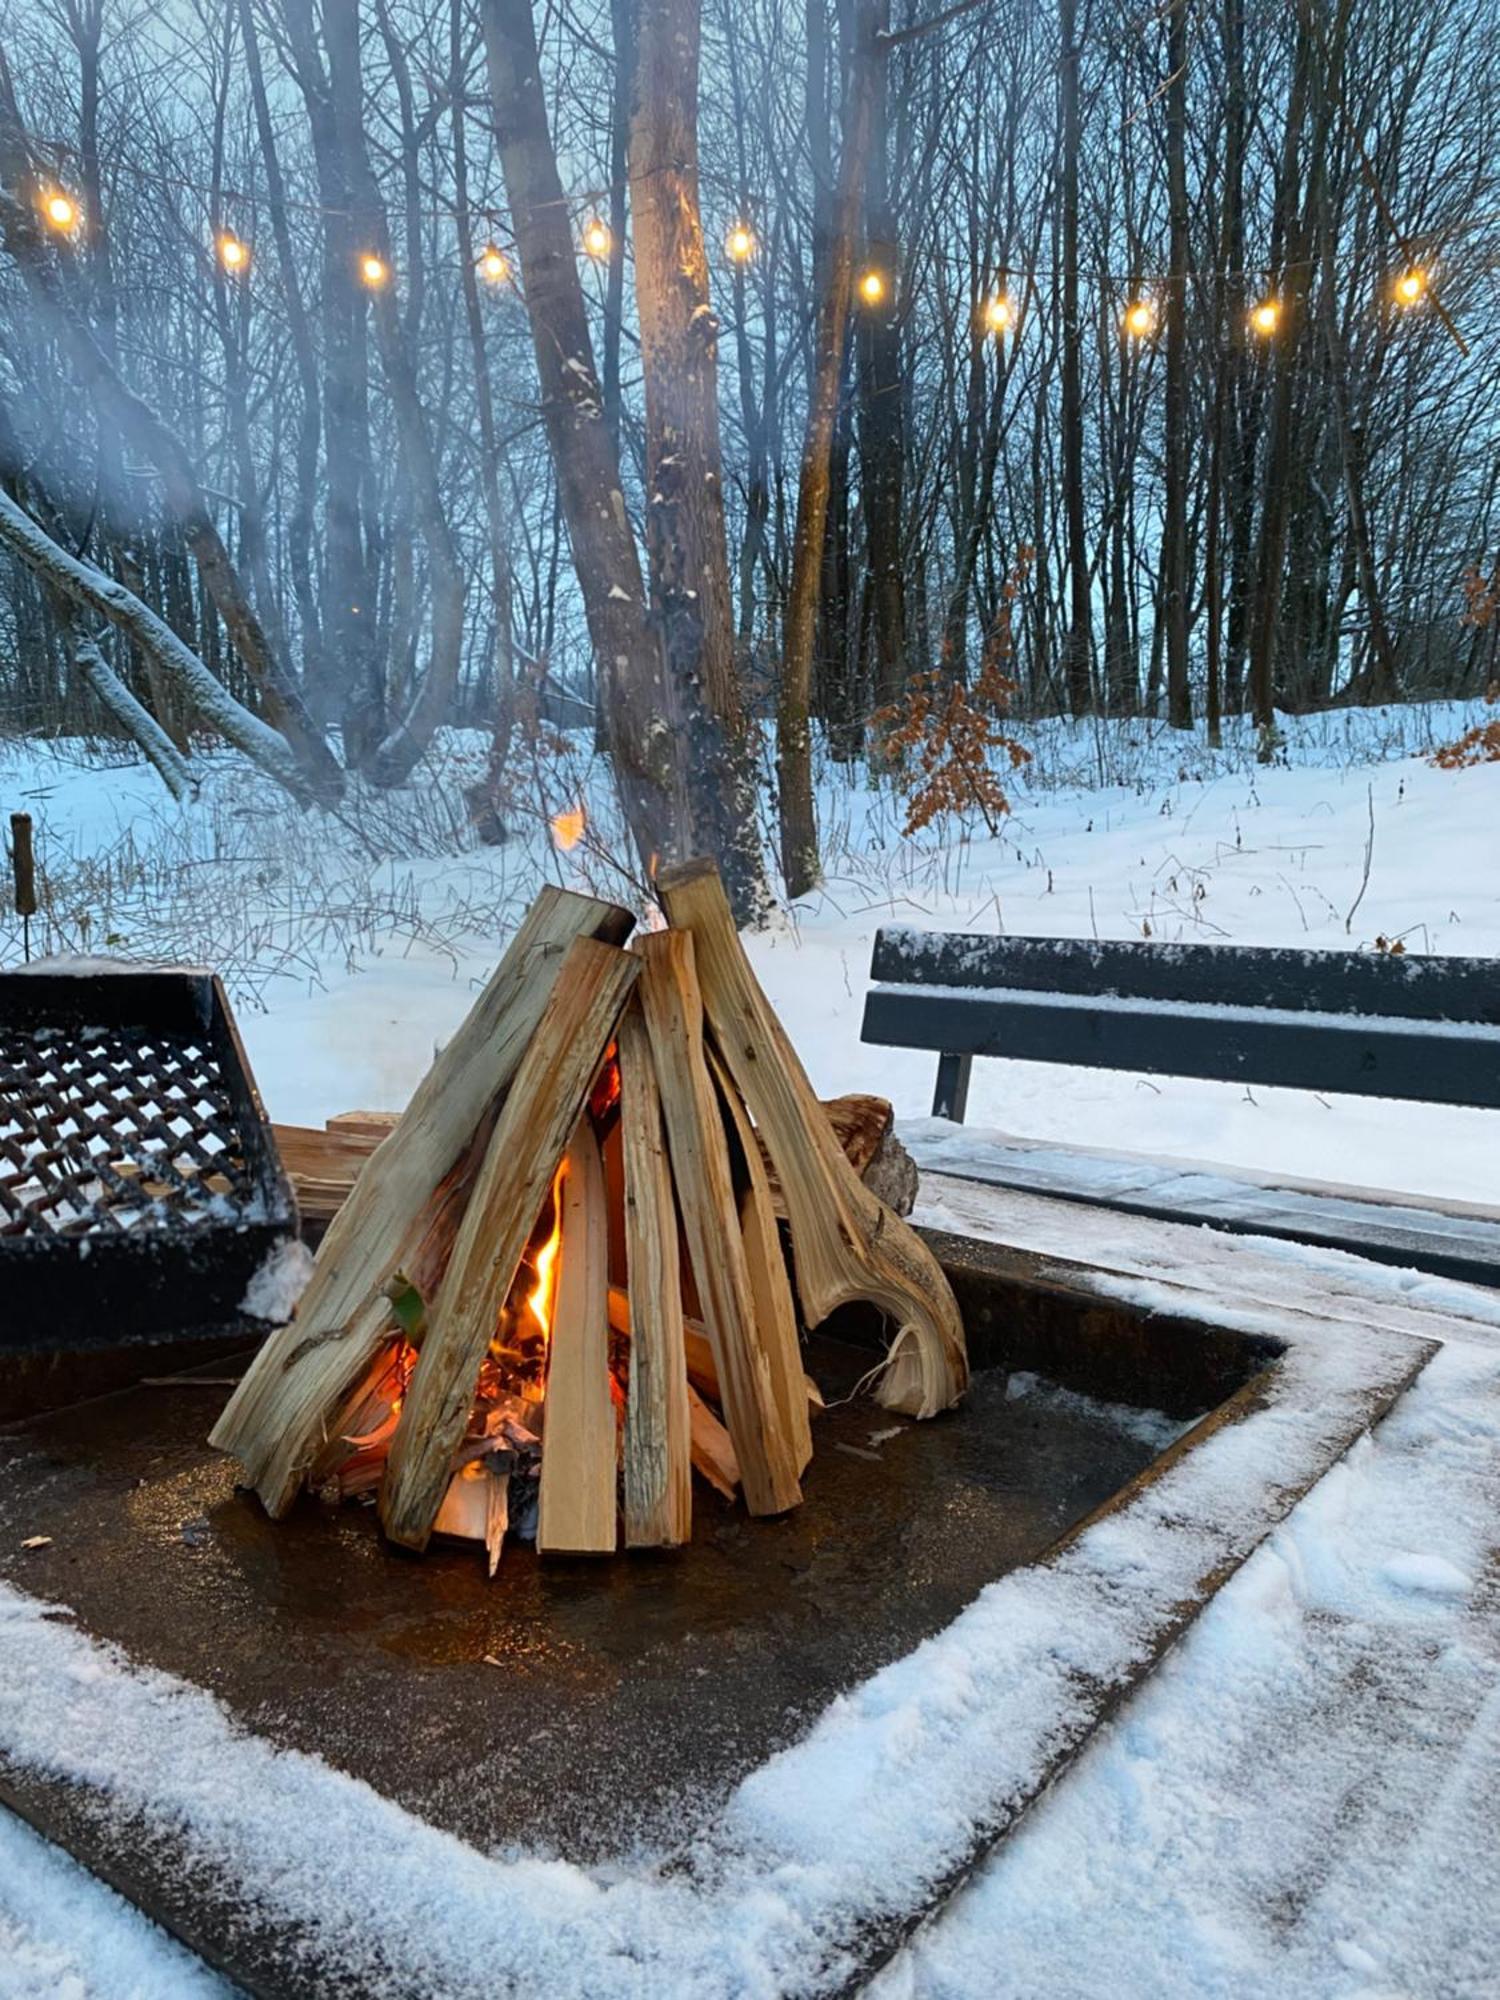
[0,0,1496,907]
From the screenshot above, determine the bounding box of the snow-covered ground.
[1,700,1497,1995]
[6,698,1497,1202]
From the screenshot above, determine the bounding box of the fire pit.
[212,864,968,1573]
[0,1186,1438,2000]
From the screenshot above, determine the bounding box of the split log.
[707,1042,812,1476]
[274,1090,908,1230]
[618,1000,692,1549]
[637,929,803,1515]
[272,1122,387,1225]
[211,887,633,1515]
[536,1124,617,1555]
[687,1383,740,1499]
[380,935,640,1549]
[657,860,967,1418]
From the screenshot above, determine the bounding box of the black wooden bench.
[861,930,1500,1287]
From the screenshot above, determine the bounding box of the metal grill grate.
[0,1022,260,1238]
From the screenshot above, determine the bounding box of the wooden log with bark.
[657,859,967,1417]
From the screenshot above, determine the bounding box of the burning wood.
[213,865,968,1575]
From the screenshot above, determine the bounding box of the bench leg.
[932,1052,972,1123]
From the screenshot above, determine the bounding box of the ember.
[212,863,968,1574]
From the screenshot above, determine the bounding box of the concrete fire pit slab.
[0,1183,1458,2000]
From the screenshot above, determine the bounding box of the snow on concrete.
[873,1335,1500,2000]
[0,1807,226,1999]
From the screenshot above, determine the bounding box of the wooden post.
[618,999,692,1547]
[10,811,34,961]
[657,860,968,1418]
[536,1124,617,1554]
[211,887,633,1515]
[636,929,802,1515]
[379,936,639,1550]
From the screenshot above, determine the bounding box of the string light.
[1248,297,1281,337]
[1123,297,1157,338]
[983,292,1016,335]
[17,141,1452,360]
[41,189,79,233]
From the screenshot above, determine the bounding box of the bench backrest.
[862,930,1500,1117]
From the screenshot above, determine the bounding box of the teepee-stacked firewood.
[211,863,967,1569]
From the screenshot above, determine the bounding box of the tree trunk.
[776,0,879,897]
[1162,0,1192,729]
[0,73,342,803]
[481,0,693,881]
[857,0,907,713]
[325,0,466,787]
[1247,17,1315,749]
[1058,0,1092,716]
[628,0,771,923]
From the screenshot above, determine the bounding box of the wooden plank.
[658,860,967,1420]
[536,1125,617,1555]
[379,936,640,1550]
[707,1042,812,1476]
[277,1092,898,1229]
[211,887,633,1516]
[636,929,802,1516]
[869,926,1500,1025]
[862,986,1500,1109]
[325,1111,400,1139]
[617,1001,692,1548]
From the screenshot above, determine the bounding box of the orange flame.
[551,804,586,852]
[526,1164,566,1337]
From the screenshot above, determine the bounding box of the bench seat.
[861,928,1500,1285]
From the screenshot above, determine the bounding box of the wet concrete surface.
[0,1336,1163,1862]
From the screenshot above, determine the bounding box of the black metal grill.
[0,969,295,1350]
[0,1022,259,1237]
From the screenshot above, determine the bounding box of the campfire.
[211,861,968,1570]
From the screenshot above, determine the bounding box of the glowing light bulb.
[1394,267,1427,307]
[217,233,248,273]
[858,268,886,306]
[1123,297,1156,338]
[42,191,78,233]
[984,292,1015,334]
[1248,297,1280,337]
[479,245,510,283]
[359,252,389,288]
[726,223,755,263]
[582,218,611,259]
